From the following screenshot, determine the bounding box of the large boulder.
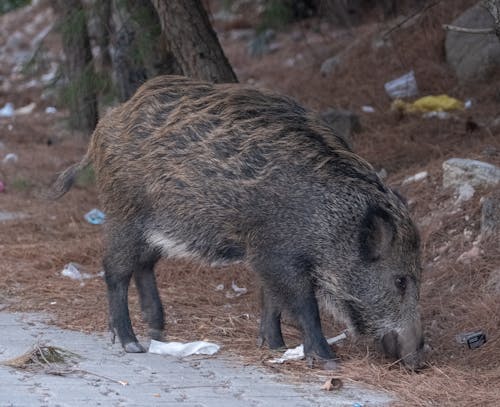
[442,158,500,189]
[445,3,500,82]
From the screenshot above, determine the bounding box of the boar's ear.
[360,206,395,262]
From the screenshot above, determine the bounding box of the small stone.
[320,56,341,76]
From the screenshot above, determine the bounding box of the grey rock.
[320,108,361,149]
[445,3,500,82]
[442,158,500,189]
[481,190,500,240]
[320,55,341,76]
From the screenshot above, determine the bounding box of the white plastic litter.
[384,71,418,99]
[215,284,224,291]
[361,105,375,113]
[231,281,247,295]
[0,103,14,117]
[226,281,248,298]
[3,153,18,164]
[15,102,36,115]
[61,263,93,280]
[269,331,348,364]
[149,340,220,357]
[45,106,57,114]
[402,171,428,185]
[423,111,450,119]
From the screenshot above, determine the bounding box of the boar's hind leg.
[257,286,286,349]
[133,250,164,341]
[103,227,149,353]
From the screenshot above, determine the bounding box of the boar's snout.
[381,319,425,370]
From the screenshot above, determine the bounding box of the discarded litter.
[226,281,248,298]
[61,263,100,281]
[456,331,487,349]
[464,99,472,109]
[423,111,450,120]
[3,153,18,164]
[0,103,14,118]
[215,284,224,291]
[231,281,247,295]
[148,340,220,357]
[269,331,347,364]
[392,95,463,115]
[361,105,375,113]
[322,377,343,391]
[45,106,57,114]
[353,403,364,407]
[84,208,105,225]
[413,95,463,112]
[15,102,36,115]
[402,171,428,185]
[384,71,418,99]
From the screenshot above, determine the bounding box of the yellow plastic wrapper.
[391,94,464,113]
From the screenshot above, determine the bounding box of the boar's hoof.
[123,341,146,353]
[256,334,286,350]
[150,328,164,341]
[306,355,339,371]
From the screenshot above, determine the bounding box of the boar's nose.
[381,328,425,370]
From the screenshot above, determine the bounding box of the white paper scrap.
[148,340,220,357]
[269,331,348,364]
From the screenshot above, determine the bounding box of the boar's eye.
[395,276,407,294]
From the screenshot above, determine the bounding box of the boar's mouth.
[381,329,426,370]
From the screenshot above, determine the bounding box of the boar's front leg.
[257,286,286,349]
[253,254,335,365]
[103,224,147,353]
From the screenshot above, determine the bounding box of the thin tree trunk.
[150,0,237,83]
[53,0,98,134]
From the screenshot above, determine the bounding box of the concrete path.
[0,312,392,406]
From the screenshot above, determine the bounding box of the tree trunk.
[53,0,98,134]
[110,0,182,101]
[151,0,237,83]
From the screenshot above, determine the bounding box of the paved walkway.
[0,312,392,406]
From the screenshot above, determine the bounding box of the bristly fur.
[51,75,424,368]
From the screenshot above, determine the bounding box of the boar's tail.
[48,150,93,200]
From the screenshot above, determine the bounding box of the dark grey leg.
[133,250,164,341]
[257,286,286,349]
[103,225,145,353]
[252,253,336,366]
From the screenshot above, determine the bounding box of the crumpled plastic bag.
[392,95,464,114]
[148,340,220,357]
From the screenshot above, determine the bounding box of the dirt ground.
[0,0,499,405]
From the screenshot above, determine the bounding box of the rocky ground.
[0,0,499,406]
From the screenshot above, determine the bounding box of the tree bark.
[52,0,98,134]
[150,0,237,83]
[110,0,182,101]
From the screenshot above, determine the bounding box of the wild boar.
[52,75,424,369]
